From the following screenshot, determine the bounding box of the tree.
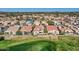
[0,36,4,41]
[0,32,4,35]
[47,20,54,25]
[44,28,48,33]
[16,31,22,35]
[59,32,65,35]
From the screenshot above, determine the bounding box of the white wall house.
[47,25,59,35]
[4,26,19,35]
[65,28,73,35]
[33,25,44,35]
[48,30,59,35]
[34,20,40,25]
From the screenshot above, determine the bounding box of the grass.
[8,40,56,51]
[0,36,79,51]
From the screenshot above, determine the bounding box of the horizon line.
[0,8,79,12]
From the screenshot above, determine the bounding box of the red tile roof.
[33,25,44,31]
[7,26,19,32]
[20,25,32,32]
[46,25,58,31]
[33,26,40,31]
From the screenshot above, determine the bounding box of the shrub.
[16,31,22,35]
[44,28,48,33]
[59,32,65,35]
[0,36,4,41]
[47,20,54,25]
[0,32,4,35]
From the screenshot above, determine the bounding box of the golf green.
[8,40,56,51]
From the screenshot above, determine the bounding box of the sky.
[0,8,79,12]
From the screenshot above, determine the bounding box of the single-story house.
[33,25,44,35]
[58,26,73,35]
[58,26,65,34]
[64,28,73,35]
[0,26,8,32]
[34,20,40,25]
[20,25,32,35]
[0,27,2,32]
[46,25,59,35]
[54,21,61,26]
[41,21,48,25]
[26,18,33,25]
[4,26,19,35]
[74,29,79,35]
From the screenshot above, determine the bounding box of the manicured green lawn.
[0,36,79,51]
[8,40,56,51]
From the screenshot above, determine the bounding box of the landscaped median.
[0,35,79,51]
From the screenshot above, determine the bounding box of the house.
[26,18,33,25]
[41,21,48,25]
[0,27,4,32]
[0,14,6,17]
[0,27,2,32]
[20,20,25,24]
[26,21,32,25]
[4,26,19,35]
[11,21,17,25]
[46,25,59,35]
[0,26,8,35]
[3,21,11,26]
[54,20,62,26]
[34,20,40,25]
[75,29,79,35]
[58,26,65,34]
[73,28,79,35]
[33,25,44,35]
[20,25,32,35]
[58,26,73,35]
[64,28,73,35]
[22,15,27,20]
